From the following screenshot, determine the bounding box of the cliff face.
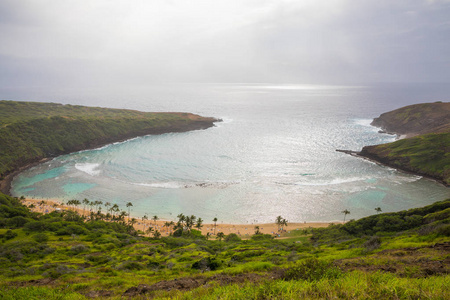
[0,101,219,193]
[371,102,450,137]
[360,102,450,186]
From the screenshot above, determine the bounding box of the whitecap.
[296,177,366,186]
[75,163,101,176]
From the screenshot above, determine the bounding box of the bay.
[7,83,450,223]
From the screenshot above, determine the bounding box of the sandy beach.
[23,198,334,238]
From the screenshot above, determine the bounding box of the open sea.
[5,83,450,223]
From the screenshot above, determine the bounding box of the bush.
[250,234,274,241]
[8,216,29,228]
[192,257,221,271]
[118,261,143,271]
[3,229,18,240]
[363,236,381,252]
[224,233,241,242]
[32,233,49,243]
[70,244,89,254]
[283,258,342,281]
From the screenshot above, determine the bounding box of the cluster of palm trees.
[275,216,288,233]
[172,213,204,233]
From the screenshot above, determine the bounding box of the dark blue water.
[6,83,450,223]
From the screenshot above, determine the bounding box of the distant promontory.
[0,100,219,193]
[359,102,450,186]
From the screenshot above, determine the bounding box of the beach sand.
[23,198,334,238]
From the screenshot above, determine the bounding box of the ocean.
[6,83,450,223]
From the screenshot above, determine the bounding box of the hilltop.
[370,102,450,137]
[0,100,218,193]
[359,102,450,186]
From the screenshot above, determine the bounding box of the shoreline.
[0,117,219,195]
[336,149,448,188]
[22,198,335,238]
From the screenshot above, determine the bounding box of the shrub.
[363,236,381,252]
[32,233,49,243]
[3,229,18,240]
[70,244,89,254]
[250,234,274,241]
[8,216,29,228]
[192,257,222,271]
[118,261,143,271]
[224,233,241,242]
[283,258,342,281]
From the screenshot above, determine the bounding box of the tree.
[146,226,154,235]
[126,202,133,220]
[111,204,119,219]
[196,217,204,231]
[142,214,148,231]
[82,198,90,216]
[281,218,288,231]
[153,230,161,239]
[254,225,261,235]
[375,207,382,214]
[216,232,225,241]
[276,215,283,232]
[213,217,218,235]
[342,209,350,222]
[152,215,159,227]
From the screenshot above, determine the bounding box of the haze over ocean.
[6,83,450,223]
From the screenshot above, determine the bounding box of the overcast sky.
[1,0,449,87]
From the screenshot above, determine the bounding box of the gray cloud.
[1,0,449,87]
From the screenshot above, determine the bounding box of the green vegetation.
[0,192,448,299]
[360,132,450,185]
[0,100,216,185]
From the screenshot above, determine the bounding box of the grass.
[0,194,449,298]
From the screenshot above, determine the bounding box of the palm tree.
[152,215,159,227]
[375,207,382,214]
[126,202,133,219]
[146,226,154,236]
[254,225,261,235]
[186,215,196,231]
[73,199,81,212]
[281,218,288,231]
[89,201,95,212]
[153,230,161,239]
[196,217,204,231]
[216,232,225,241]
[111,204,119,219]
[275,215,283,232]
[39,200,46,211]
[164,221,171,234]
[142,214,148,231]
[213,217,218,235]
[82,198,90,215]
[342,209,350,222]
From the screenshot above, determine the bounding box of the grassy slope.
[0,192,448,299]
[0,100,217,187]
[360,132,450,185]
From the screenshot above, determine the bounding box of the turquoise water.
[8,83,450,223]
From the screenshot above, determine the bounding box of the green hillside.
[0,100,217,191]
[360,132,450,185]
[0,192,448,299]
[371,102,450,137]
[359,102,450,186]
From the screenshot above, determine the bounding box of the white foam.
[75,163,101,176]
[133,182,186,189]
[296,177,365,186]
[353,118,374,127]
